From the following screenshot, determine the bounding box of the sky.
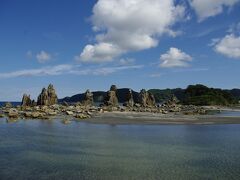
[0,0,240,101]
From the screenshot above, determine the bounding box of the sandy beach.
[74,110,240,125]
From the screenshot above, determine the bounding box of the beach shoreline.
[72,111,240,125]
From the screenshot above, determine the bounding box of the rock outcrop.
[47,84,58,105]
[139,89,156,107]
[37,84,58,106]
[21,94,32,106]
[124,89,134,107]
[82,89,93,106]
[104,85,119,106]
[4,102,12,108]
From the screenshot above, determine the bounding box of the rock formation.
[139,89,156,107]
[124,89,134,107]
[21,94,32,106]
[104,85,119,106]
[164,95,179,106]
[47,84,58,105]
[82,89,93,106]
[37,84,58,106]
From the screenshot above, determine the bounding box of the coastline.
[71,111,240,125]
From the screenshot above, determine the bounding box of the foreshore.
[1,102,240,125]
[75,111,240,125]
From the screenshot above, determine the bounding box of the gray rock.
[104,85,119,107]
[37,84,58,106]
[21,94,32,106]
[139,89,156,107]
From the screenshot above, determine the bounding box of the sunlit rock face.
[21,94,32,106]
[139,89,156,107]
[124,89,134,107]
[37,84,58,106]
[104,85,119,107]
[83,89,94,106]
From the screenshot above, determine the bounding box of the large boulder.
[139,89,156,107]
[8,108,19,118]
[104,85,119,106]
[82,89,93,106]
[21,94,32,106]
[37,84,58,106]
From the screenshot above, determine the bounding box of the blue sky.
[0,0,240,101]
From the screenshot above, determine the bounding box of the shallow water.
[216,110,240,117]
[0,118,240,180]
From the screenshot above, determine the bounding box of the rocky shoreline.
[0,84,239,125]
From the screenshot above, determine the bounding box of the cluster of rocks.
[0,84,208,122]
[102,85,156,109]
[138,89,156,107]
[0,103,98,122]
[37,84,58,106]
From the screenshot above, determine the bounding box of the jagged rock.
[62,101,69,106]
[21,94,32,106]
[110,85,117,91]
[123,89,134,107]
[164,95,179,106]
[37,84,58,106]
[139,89,156,107]
[4,102,12,108]
[48,84,58,105]
[82,89,93,106]
[104,85,119,106]
[37,88,49,105]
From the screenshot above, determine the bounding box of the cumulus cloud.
[77,0,186,62]
[75,43,122,63]
[160,47,192,68]
[0,64,143,79]
[212,34,240,59]
[36,50,52,63]
[189,0,240,22]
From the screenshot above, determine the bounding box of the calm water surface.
[0,118,240,180]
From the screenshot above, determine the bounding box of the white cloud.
[0,64,73,78]
[75,43,122,63]
[160,47,192,68]
[77,0,186,62]
[213,34,240,59]
[36,50,52,63]
[0,64,143,79]
[119,58,135,66]
[189,0,240,22]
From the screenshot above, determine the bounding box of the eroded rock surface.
[104,85,119,107]
[124,89,134,107]
[82,89,93,106]
[21,94,32,106]
[37,84,58,106]
[139,89,156,107]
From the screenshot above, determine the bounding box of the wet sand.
[78,111,240,125]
